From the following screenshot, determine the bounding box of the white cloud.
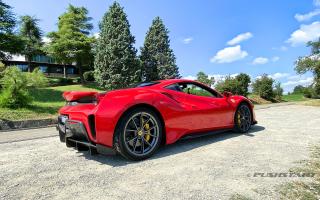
[252,57,269,65]
[210,45,248,63]
[42,36,51,44]
[287,21,320,46]
[182,37,193,44]
[268,72,289,79]
[295,10,320,22]
[315,0,320,6]
[272,46,288,51]
[282,77,313,86]
[93,32,100,38]
[227,32,253,45]
[272,56,280,62]
[183,75,196,80]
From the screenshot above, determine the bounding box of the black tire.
[116,107,163,161]
[233,103,252,133]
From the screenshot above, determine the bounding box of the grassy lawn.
[0,84,103,121]
[282,93,307,102]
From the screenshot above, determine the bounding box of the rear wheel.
[234,103,252,133]
[116,108,163,161]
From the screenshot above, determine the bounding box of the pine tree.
[0,0,23,60]
[19,15,43,72]
[140,17,180,81]
[94,2,140,89]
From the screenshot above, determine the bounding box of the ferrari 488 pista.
[57,79,257,160]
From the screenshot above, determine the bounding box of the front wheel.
[233,103,252,133]
[116,108,163,161]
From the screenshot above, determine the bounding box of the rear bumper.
[57,116,116,155]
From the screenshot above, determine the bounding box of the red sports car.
[57,79,257,160]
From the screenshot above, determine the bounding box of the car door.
[178,82,233,131]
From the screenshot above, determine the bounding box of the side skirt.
[180,128,233,140]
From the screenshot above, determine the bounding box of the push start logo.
[248,172,315,178]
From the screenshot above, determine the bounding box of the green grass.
[0,84,103,121]
[282,93,307,102]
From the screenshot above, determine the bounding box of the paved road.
[0,104,319,200]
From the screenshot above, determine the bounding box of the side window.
[165,84,182,92]
[179,83,216,97]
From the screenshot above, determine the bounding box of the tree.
[196,71,215,86]
[215,75,237,94]
[140,17,180,81]
[295,39,320,96]
[235,73,251,97]
[252,74,275,100]
[94,2,140,89]
[273,82,283,100]
[214,73,251,96]
[293,85,305,94]
[0,0,23,60]
[46,5,94,82]
[19,15,43,72]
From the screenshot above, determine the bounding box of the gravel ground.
[0,104,320,200]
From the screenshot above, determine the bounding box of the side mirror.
[223,91,232,98]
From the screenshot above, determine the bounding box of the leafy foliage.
[46,4,94,82]
[0,66,47,108]
[215,73,251,96]
[252,74,275,100]
[0,0,23,60]
[273,82,284,100]
[83,70,94,82]
[140,17,180,81]
[19,15,43,71]
[235,73,251,97]
[94,2,140,89]
[196,71,215,86]
[295,40,320,97]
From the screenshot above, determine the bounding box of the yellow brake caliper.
[237,112,241,125]
[144,123,151,141]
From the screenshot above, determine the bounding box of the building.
[1,55,79,78]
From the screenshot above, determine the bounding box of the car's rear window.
[135,82,160,87]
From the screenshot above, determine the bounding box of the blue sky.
[8,0,320,92]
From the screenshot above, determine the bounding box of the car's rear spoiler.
[62,91,99,102]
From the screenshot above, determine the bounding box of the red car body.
[57,79,256,158]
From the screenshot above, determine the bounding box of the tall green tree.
[19,15,43,72]
[46,4,94,82]
[235,73,251,97]
[140,17,180,81]
[0,0,23,60]
[94,2,140,89]
[196,71,215,86]
[252,74,275,100]
[295,40,320,96]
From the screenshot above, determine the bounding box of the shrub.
[0,66,47,108]
[215,76,238,94]
[214,73,251,96]
[83,71,95,82]
[252,74,275,100]
[274,82,284,101]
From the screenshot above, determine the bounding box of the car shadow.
[79,125,265,167]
